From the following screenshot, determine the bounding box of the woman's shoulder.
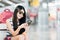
[6,17,12,23]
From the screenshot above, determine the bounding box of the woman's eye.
[19,12,23,14]
[19,13,21,14]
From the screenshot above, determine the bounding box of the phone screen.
[27,20,32,25]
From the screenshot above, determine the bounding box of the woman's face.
[17,9,24,19]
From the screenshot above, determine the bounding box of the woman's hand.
[19,23,28,28]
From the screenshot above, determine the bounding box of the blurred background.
[0,0,60,40]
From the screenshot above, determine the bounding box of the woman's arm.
[23,25,29,40]
[6,19,22,36]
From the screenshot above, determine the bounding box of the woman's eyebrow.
[19,11,24,13]
[20,11,24,13]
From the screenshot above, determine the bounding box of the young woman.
[6,5,29,40]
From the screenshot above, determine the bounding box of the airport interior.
[0,0,60,40]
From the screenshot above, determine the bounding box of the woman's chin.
[18,17,22,19]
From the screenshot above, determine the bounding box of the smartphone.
[27,20,32,25]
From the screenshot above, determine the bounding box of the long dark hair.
[13,5,26,28]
